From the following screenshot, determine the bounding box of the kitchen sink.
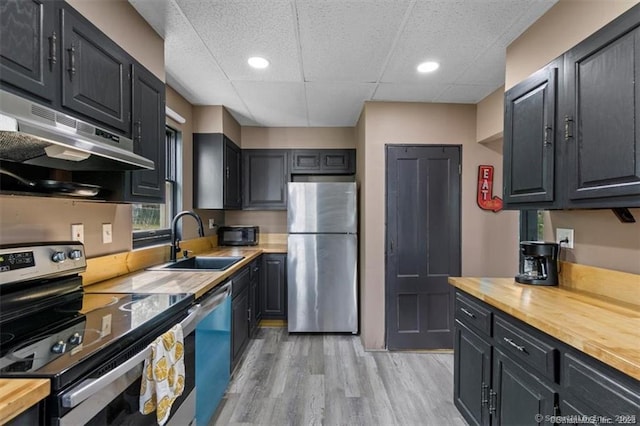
[148,256,244,272]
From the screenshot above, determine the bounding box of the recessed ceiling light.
[248,56,269,69]
[417,61,440,73]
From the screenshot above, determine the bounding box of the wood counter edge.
[0,379,50,425]
[448,277,640,381]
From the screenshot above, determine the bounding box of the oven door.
[55,309,198,426]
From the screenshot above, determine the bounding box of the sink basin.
[149,256,244,272]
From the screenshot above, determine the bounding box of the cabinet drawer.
[455,292,492,337]
[231,267,250,298]
[494,316,558,382]
[563,353,640,417]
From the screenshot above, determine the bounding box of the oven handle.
[61,308,199,409]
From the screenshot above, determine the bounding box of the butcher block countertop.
[0,379,49,425]
[448,275,640,381]
[84,244,287,299]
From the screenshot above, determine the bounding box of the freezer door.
[287,182,357,233]
[287,234,358,333]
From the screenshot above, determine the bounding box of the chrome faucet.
[170,211,205,262]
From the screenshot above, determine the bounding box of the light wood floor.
[211,327,467,426]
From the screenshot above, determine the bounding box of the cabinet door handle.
[247,307,252,322]
[564,115,573,140]
[481,382,489,406]
[460,307,475,319]
[488,390,497,414]
[67,43,76,81]
[226,166,230,179]
[134,121,142,143]
[503,337,526,353]
[543,125,553,146]
[48,32,57,70]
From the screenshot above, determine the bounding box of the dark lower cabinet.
[492,347,557,425]
[454,322,491,426]
[0,0,56,103]
[261,254,287,320]
[231,266,250,369]
[453,290,640,426]
[249,258,262,337]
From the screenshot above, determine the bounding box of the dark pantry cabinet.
[193,133,242,210]
[242,149,289,210]
[453,290,640,426]
[261,254,287,320]
[503,4,640,210]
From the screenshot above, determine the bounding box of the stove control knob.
[52,251,67,263]
[51,340,67,354]
[68,250,83,260]
[68,332,83,345]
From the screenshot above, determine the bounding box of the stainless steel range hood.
[0,90,154,171]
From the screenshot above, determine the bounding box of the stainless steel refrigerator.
[287,182,358,333]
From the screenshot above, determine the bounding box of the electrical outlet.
[71,224,84,242]
[101,314,112,337]
[208,218,216,229]
[102,223,113,244]
[556,228,574,249]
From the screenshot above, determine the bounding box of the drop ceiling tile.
[305,82,376,126]
[454,48,506,87]
[175,0,302,82]
[296,1,411,82]
[435,84,497,104]
[233,81,308,127]
[372,82,446,103]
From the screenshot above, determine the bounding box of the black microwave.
[217,226,259,246]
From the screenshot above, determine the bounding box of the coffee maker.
[515,241,559,286]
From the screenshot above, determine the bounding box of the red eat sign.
[477,165,503,212]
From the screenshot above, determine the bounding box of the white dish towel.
[139,324,186,425]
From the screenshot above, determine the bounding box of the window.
[132,127,179,248]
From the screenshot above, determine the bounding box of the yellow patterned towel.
[139,324,186,425]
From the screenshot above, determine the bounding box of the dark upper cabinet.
[261,253,287,320]
[563,8,640,207]
[129,64,165,202]
[504,4,640,210]
[291,149,355,174]
[503,60,559,208]
[224,139,242,209]
[0,0,57,103]
[193,133,242,210]
[243,150,289,210]
[59,4,131,135]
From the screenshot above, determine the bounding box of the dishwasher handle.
[197,281,231,319]
[61,308,198,408]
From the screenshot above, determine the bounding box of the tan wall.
[241,127,356,149]
[505,0,636,89]
[0,2,165,258]
[0,196,132,257]
[506,0,640,274]
[66,0,164,81]
[476,86,504,143]
[360,102,520,349]
[224,211,287,234]
[192,106,241,145]
[223,108,242,146]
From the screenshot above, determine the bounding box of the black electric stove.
[0,242,195,423]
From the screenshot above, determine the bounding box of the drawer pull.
[503,337,526,352]
[460,307,475,318]
[481,382,489,406]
